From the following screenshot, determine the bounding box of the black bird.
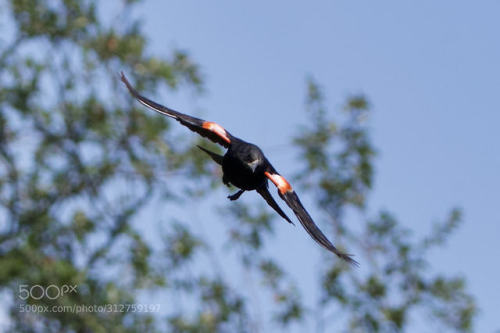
[120,72,357,265]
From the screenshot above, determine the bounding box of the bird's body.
[222,139,266,190]
[120,72,358,266]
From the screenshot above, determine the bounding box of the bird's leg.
[227,189,245,201]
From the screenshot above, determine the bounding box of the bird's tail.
[196,145,224,165]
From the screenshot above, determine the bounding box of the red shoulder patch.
[202,121,231,144]
[265,171,293,194]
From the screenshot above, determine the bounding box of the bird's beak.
[249,160,259,173]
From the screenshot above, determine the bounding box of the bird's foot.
[227,190,245,201]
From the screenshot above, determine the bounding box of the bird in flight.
[120,72,358,265]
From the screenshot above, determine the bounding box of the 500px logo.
[18,284,78,300]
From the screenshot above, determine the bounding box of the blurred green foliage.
[0,1,475,332]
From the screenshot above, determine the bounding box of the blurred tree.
[0,1,475,332]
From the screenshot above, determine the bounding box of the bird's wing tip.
[120,71,131,86]
[339,253,359,267]
[119,72,140,98]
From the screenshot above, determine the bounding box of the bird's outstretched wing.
[264,169,358,266]
[121,72,234,147]
[256,185,294,225]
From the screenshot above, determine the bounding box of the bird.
[120,72,358,266]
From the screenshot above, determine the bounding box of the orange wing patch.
[265,172,293,194]
[202,121,231,144]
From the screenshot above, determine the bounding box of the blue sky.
[128,1,500,331]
